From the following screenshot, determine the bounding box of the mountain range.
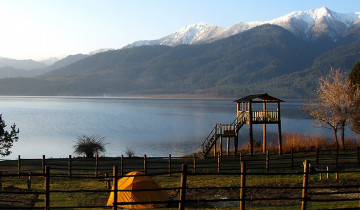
[0,7,359,98]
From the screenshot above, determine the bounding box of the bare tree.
[302,68,355,149]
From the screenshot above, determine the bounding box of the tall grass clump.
[282,132,328,152]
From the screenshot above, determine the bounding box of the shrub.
[0,114,19,156]
[74,135,107,158]
[125,147,135,157]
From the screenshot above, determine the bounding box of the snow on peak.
[125,7,360,48]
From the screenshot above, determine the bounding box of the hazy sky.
[0,0,358,60]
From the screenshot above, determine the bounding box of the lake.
[0,96,355,159]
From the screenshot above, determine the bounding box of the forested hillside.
[0,25,359,98]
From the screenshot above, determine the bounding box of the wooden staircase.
[201,112,246,157]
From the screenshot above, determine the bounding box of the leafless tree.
[302,68,357,149]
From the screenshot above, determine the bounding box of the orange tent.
[107,171,169,209]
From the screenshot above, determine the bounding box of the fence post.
[0,171,2,188]
[68,155,72,177]
[105,173,110,189]
[168,154,172,176]
[42,155,46,175]
[113,165,118,210]
[239,151,243,162]
[18,155,21,178]
[301,160,309,210]
[217,153,220,173]
[45,166,50,210]
[266,150,269,172]
[144,155,147,174]
[193,154,196,173]
[27,172,31,190]
[120,155,124,176]
[179,164,187,210]
[291,149,294,170]
[240,161,246,210]
[327,166,329,179]
[95,154,99,177]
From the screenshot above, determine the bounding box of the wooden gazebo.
[235,93,284,156]
[201,93,284,157]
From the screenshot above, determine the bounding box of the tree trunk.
[340,122,345,150]
[333,128,339,149]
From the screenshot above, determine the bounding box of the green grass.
[1,151,360,209]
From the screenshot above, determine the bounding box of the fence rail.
[1,148,360,209]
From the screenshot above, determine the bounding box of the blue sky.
[0,0,358,60]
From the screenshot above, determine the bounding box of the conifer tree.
[0,114,19,156]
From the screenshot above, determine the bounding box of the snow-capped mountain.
[125,7,360,48]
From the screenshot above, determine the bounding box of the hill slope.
[0,24,359,98]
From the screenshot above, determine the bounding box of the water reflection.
[0,97,356,159]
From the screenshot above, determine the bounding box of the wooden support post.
[45,166,50,210]
[95,154,99,177]
[179,164,187,210]
[144,154,147,174]
[263,124,267,153]
[42,155,46,175]
[217,153,220,173]
[113,165,118,210]
[0,171,2,188]
[249,102,254,156]
[168,154,172,176]
[18,155,21,178]
[277,101,283,156]
[193,154,196,173]
[213,137,217,157]
[240,152,243,162]
[120,155,124,176]
[249,124,254,156]
[263,102,267,154]
[240,161,246,210]
[227,137,230,156]
[219,135,223,157]
[301,160,309,210]
[266,150,269,173]
[68,155,72,177]
[291,149,294,171]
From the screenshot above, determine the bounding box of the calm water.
[0,97,354,159]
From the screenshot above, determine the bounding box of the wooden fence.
[1,148,360,209]
[1,147,359,176]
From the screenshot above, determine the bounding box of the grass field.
[1,149,360,209]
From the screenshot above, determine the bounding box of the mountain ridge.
[125,7,360,48]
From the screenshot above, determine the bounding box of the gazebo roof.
[234,93,284,103]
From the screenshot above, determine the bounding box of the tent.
[107,171,169,209]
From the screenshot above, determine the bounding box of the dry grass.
[281,132,328,152]
[236,132,360,154]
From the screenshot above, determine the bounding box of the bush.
[73,135,107,158]
[125,147,135,157]
[0,114,19,156]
